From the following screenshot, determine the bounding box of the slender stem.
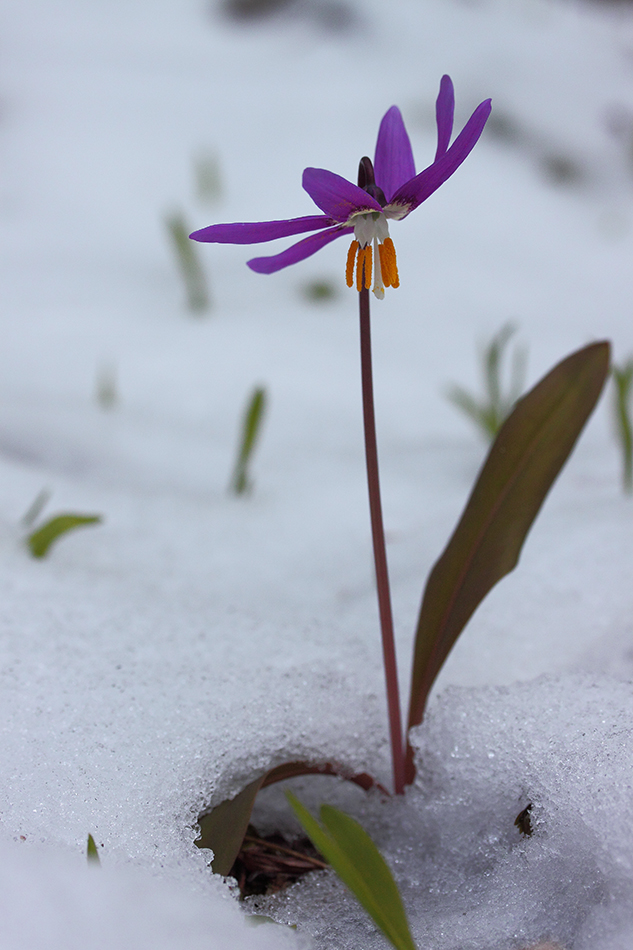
[358,287,405,795]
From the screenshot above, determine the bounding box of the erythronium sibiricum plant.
[192,76,491,796]
[191,77,611,878]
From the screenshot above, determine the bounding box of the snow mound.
[0,834,303,950]
[250,674,633,950]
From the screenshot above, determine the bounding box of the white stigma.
[351,211,390,248]
[372,237,385,300]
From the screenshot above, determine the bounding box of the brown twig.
[242,835,328,868]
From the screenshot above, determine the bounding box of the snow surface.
[1,0,633,947]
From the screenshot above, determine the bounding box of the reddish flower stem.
[358,287,405,795]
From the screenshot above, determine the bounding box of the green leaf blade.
[87,833,100,866]
[447,322,526,441]
[27,514,102,558]
[166,212,210,313]
[21,488,51,530]
[287,794,417,950]
[230,386,267,495]
[406,341,610,779]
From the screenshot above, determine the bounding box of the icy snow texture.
[253,675,633,950]
[1,0,633,946]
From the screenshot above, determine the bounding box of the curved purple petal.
[390,98,492,214]
[190,215,333,245]
[373,106,416,203]
[435,75,455,160]
[302,168,383,221]
[248,225,353,274]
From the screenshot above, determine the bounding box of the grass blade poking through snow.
[405,340,610,784]
[447,322,526,440]
[96,361,118,410]
[612,358,633,493]
[230,386,267,495]
[166,211,210,313]
[27,514,102,559]
[287,793,417,950]
[86,834,100,866]
[194,151,223,204]
[21,488,52,530]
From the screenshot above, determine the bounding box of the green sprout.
[447,322,526,440]
[96,361,118,410]
[166,211,211,313]
[302,278,337,303]
[612,358,633,493]
[194,151,223,204]
[86,834,101,866]
[27,514,102,559]
[287,793,416,950]
[230,386,267,495]
[22,490,102,558]
[21,488,52,530]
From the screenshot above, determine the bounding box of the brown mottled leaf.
[197,777,264,876]
[196,761,383,876]
[405,341,610,783]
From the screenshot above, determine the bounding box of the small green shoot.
[87,833,101,866]
[96,361,118,410]
[21,488,51,530]
[612,358,633,493]
[287,793,417,950]
[302,278,337,303]
[194,151,223,204]
[230,386,267,495]
[447,322,526,440]
[166,211,210,313]
[27,514,102,559]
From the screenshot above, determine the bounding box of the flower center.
[345,157,400,298]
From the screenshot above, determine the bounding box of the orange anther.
[379,238,399,289]
[378,243,388,286]
[346,240,359,287]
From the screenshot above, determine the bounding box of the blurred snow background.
[1,0,633,947]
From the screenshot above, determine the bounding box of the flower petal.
[435,75,455,159]
[190,215,333,244]
[389,98,492,214]
[302,168,383,221]
[373,106,416,203]
[247,225,353,274]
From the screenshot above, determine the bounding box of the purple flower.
[190,76,491,299]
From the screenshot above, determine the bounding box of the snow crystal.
[251,674,633,950]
